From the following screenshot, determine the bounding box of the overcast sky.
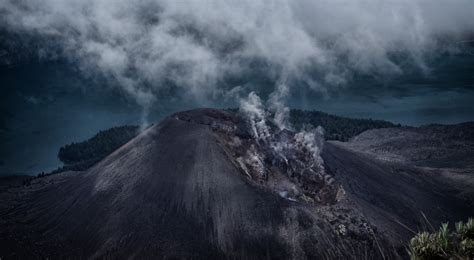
[0,0,473,175]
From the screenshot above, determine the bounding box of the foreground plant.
[409,218,474,259]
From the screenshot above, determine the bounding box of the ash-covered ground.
[0,108,473,259]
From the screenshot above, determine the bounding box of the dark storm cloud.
[1,0,473,107]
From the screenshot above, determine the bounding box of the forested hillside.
[56,125,140,171]
[290,109,398,141]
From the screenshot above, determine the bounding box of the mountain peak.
[0,108,472,259]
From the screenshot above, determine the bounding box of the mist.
[1,0,473,109]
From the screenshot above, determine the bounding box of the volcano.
[1,108,473,259]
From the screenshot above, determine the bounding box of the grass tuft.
[409,218,473,259]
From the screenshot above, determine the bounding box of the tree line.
[289,109,399,141]
[57,125,140,170]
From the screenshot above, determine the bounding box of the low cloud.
[1,0,473,110]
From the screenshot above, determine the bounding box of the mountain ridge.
[0,108,472,259]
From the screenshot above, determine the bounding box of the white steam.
[239,92,271,140]
[268,78,291,131]
[239,92,326,175]
[294,125,326,168]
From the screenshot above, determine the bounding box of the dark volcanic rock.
[0,108,472,259]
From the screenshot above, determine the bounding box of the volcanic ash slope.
[0,108,472,259]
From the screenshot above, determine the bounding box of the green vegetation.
[57,125,140,171]
[409,218,474,259]
[290,109,398,141]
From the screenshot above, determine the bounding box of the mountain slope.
[344,123,474,168]
[322,142,473,243]
[0,109,472,259]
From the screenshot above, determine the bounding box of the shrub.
[409,218,474,259]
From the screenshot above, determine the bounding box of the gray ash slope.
[343,123,474,168]
[1,109,473,259]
